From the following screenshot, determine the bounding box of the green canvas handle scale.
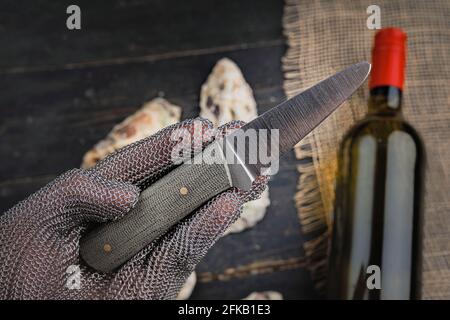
[80,142,233,273]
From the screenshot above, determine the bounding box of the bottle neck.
[368,86,403,115]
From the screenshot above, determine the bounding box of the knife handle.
[80,142,232,273]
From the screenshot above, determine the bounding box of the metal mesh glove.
[0,119,268,300]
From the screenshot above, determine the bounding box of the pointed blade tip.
[354,61,372,81]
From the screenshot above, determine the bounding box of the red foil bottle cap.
[369,28,407,90]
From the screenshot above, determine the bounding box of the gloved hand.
[0,119,267,300]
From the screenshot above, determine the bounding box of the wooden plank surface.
[0,0,318,299]
[1,0,282,71]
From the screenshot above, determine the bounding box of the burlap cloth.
[282,0,450,299]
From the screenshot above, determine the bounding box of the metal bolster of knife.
[80,138,255,273]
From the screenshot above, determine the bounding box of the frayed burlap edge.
[282,0,329,293]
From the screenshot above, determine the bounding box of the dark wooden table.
[0,0,318,299]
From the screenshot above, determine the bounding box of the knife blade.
[80,61,371,272]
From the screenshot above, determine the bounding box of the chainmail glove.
[0,118,268,299]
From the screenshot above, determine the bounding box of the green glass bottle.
[327,28,424,300]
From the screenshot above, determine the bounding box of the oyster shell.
[200,58,270,235]
[81,98,181,168]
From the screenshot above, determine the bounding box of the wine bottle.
[327,28,424,300]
